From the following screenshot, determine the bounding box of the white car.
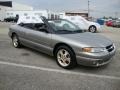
[61,16,101,33]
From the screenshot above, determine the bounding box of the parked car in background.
[61,16,101,33]
[96,19,105,25]
[4,17,18,23]
[8,16,116,69]
[112,20,120,28]
[105,20,114,27]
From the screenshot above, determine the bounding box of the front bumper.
[76,47,116,67]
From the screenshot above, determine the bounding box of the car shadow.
[21,45,55,60]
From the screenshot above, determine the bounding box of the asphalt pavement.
[0,23,120,90]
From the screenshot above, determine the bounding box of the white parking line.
[0,61,120,80]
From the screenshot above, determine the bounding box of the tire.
[55,45,77,69]
[12,34,21,48]
[89,26,97,33]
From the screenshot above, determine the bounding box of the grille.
[106,44,114,52]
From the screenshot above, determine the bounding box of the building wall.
[59,12,88,19]
[6,10,48,18]
[0,2,33,21]
[65,12,88,18]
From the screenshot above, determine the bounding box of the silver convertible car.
[8,16,116,69]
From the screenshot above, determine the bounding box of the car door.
[24,23,53,55]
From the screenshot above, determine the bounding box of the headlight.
[82,47,106,53]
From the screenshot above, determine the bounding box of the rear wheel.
[89,26,97,33]
[55,45,77,69]
[12,34,21,48]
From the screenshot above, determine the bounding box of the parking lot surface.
[0,23,120,90]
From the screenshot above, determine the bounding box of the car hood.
[59,32,112,47]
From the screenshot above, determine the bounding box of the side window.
[25,24,35,29]
[19,23,48,33]
[24,13,28,16]
[7,13,9,15]
[26,16,30,19]
[19,23,35,30]
[34,23,48,32]
[19,23,48,32]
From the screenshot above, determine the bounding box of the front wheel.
[55,46,77,69]
[12,34,21,48]
[89,26,97,33]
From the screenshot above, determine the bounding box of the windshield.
[48,19,83,34]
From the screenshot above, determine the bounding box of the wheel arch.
[11,32,17,38]
[89,25,96,29]
[53,43,76,56]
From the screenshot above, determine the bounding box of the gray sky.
[11,0,120,18]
